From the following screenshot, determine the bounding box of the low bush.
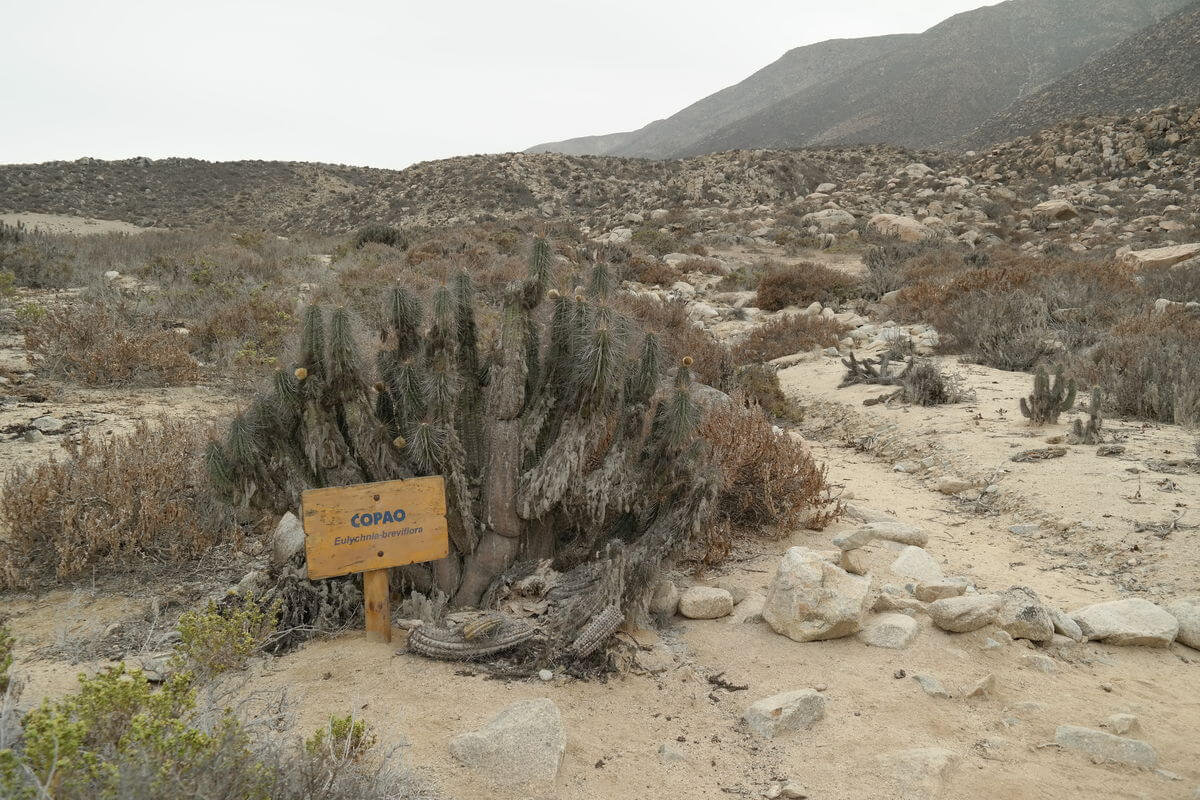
[731,364,801,422]
[23,301,200,387]
[699,400,838,537]
[352,224,405,249]
[631,227,680,257]
[170,595,278,682]
[0,419,233,589]
[0,666,428,800]
[900,359,970,406]
[1071,313,1200,426]
[731,314,846,365]
[0,624,12,694]
[933,288,1054,371]
[626,257,679,287]
[754,262,858,311]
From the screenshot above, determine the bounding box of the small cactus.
[1019,365,1076,425]
[1070,387,1103,444]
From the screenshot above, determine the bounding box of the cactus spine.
[1019,365,1076,425]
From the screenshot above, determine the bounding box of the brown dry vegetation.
[754,261,860,311]
[0,418,234,589]
[731,314,847,365]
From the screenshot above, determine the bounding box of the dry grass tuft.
[0,418,233,588]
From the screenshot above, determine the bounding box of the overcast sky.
[3,0,1002,169]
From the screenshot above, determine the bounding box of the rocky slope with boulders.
[963,1,1200,148]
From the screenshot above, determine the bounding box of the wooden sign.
[301,476,449,643]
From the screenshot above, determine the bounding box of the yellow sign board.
[301,476,449,580]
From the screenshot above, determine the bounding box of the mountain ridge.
[529,0,1192,158]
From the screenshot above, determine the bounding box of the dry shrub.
[699,399,838,541]
[626,257,679,287]
[23,301,200,386]
[1071,312,1200,426]
[193,290,297,368]
[0,418,233,588]
[732,363,801,421]
[731,314,847,365]
[754,261,859,311]
[934,288,1054,371]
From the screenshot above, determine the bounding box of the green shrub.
[305,716,376,762]
[0,666,426,800]
[170,595,278,681]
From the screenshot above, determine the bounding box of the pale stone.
[763,547,873,642]
[1054,725,1157,768]
[928,594,1002,633]
[1070,599,1178,647]
[857,613,919,649]
[449,698,566,786]
[743,690,826,738]
[678,586,734,620]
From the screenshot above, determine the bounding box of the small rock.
[1096,444,1125,457]
[877,747,960,797]
[449,698,566,786]
[933,476,974,495]
[538,669,553,682]
[1165,596,1200,649]
[678,586,734,620]
[1049,606,1085,642]
[857,613,919,649]
[996,586,1054,642]
[890,546,943,583]
[779,783,808,799]
[649,580,680,616]
[23,429,44,443]
[1008,523,1041,535]
[743,689,826,738]
[1054,725,1157,768]
[658,742,687,763]
[727,593,766,625]
[839,548,869,576]
[272,512,306,565]
[833,521,928,550]
[929,594,1002,633]
[1107,713,1138,736]
[1070,598,1179,647]
[912,674,950,698]
[1021,654,1056,673]
[914,579,967,602]
[30,416,65,433]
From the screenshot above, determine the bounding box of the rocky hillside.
[530,0,1191,158]
[963,1,1200,148]
[528,34,912,159]
[0,147,930,233]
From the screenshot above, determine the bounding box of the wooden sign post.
[301,476,449,643]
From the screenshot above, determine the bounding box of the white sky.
[3,0,1002,169]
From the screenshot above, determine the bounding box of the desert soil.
[2,242,1198,799]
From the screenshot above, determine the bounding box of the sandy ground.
[0,212,152,236]
[2,239,1198,799]
[5,349,1198,799]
